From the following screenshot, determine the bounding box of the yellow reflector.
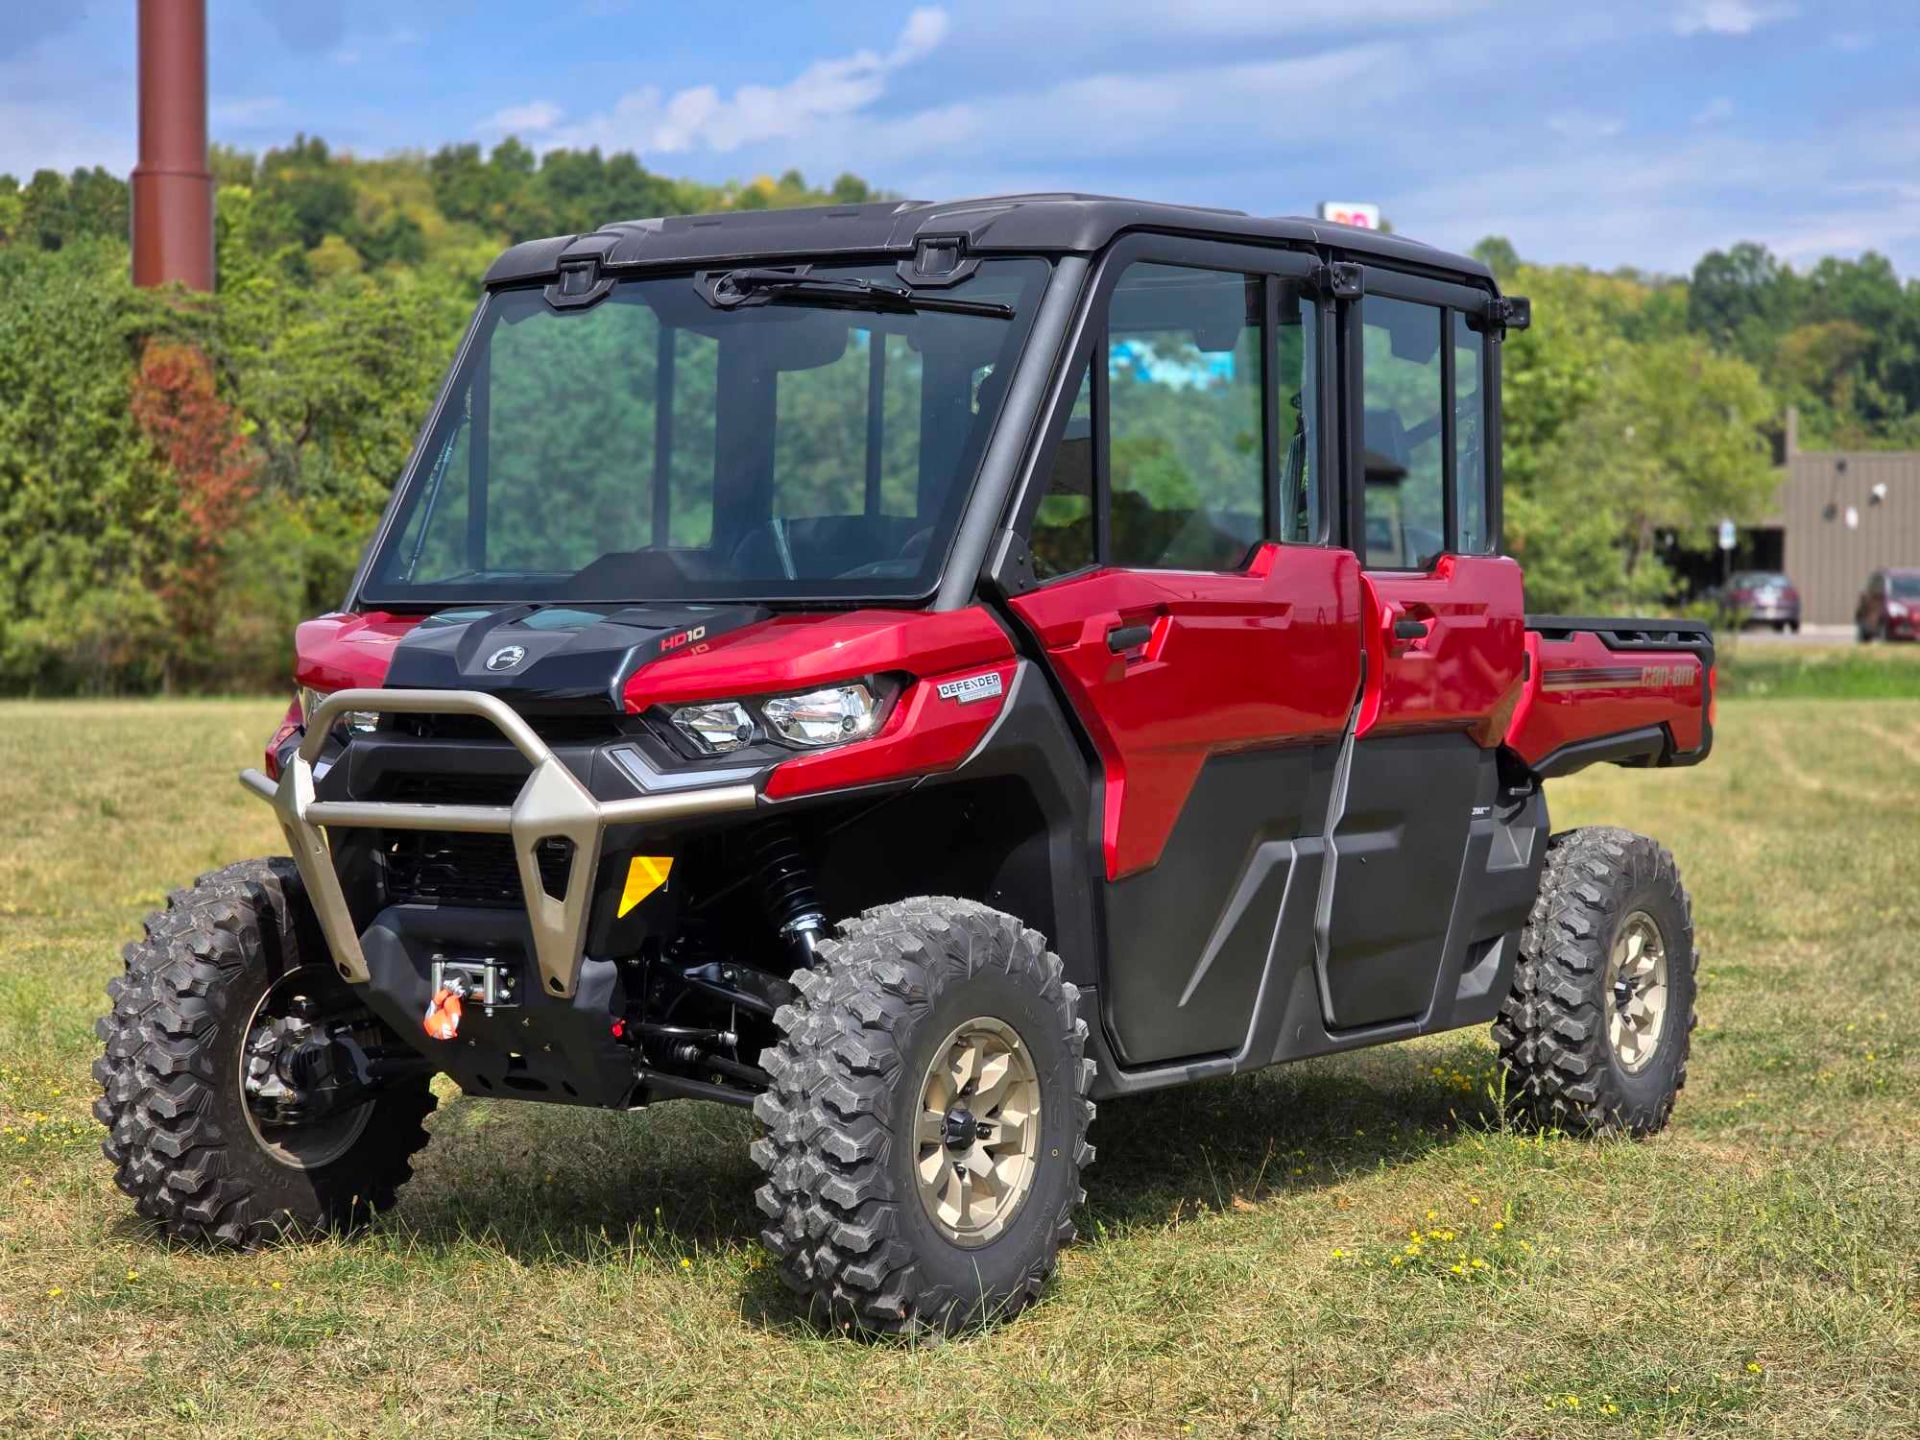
[618,856,674,917]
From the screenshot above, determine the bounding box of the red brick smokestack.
[132,0,214,291]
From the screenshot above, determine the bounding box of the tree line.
[0,137,1907,692]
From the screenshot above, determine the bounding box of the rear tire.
[751,898,1095,1334]
[94,858,436,1247]
[1492,828,1697,1137]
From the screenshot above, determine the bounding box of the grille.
[383,831,574,908]
[389,712,628,744]
[377,769,571,907]
[379,772,525,807]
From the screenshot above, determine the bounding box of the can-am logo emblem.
[485,645,528,672]
[936,671,1005,705]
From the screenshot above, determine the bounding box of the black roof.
[483,192,1495,290]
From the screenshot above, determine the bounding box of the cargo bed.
[1507,616,1715,779]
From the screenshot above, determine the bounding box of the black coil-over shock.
[750,820,826,968]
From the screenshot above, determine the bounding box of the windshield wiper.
[702,268,1013,319]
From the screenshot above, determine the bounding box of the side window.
[1453,313,1489,554]
[1106,263,1263,570]
[1030,361,1094,580]
[1361,296,1445,569]
[1277,285,1320,543]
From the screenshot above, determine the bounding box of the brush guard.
[239,688,758,999]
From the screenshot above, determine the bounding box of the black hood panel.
[383,604,770,708]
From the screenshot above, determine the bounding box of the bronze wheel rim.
[913,1016,1041,1248]
[1605,912,1670,1075]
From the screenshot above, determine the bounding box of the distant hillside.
[0,137,1906,691]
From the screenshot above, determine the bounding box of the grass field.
[1712,637,1920,699]
[1,698,1914,1438]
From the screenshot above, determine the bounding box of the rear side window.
[1361,296,1446,570]
[1453,313,1489,554]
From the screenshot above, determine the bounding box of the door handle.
[1107,622,1154,653]
[1393,617,1430,641]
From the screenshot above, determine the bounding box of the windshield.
[362,259,1050,605]
[1890,575,1920,599]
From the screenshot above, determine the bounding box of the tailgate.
[1507,616,1715,778]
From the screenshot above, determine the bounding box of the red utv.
[96,196,1714,1333]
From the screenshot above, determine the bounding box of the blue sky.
[5,1,1918,276]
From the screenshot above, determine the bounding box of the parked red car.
[1857,568,1920,641]
[1719,570,1801,632]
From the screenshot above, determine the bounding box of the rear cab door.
[1317,263,1531,1030]
[1000,234,1364,1067]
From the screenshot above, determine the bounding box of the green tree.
[1503,262,1777,611]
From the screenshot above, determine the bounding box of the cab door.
[1317,278,1527,1029]
[1006,238,1364,1066]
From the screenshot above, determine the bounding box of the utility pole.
[131,0,214,291]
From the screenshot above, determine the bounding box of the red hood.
[293,612,424,691]
[293,606,1013,706]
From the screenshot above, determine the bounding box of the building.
[1758,411,1920,626]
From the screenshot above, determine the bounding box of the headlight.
[670,700,757,754]
[761,684,879,748]
[300,687,380,735]
[665,682,883,755]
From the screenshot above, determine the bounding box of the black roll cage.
[343,226,1517,614]
[984,230,1511,598]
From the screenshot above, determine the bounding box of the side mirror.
[1471,295,1531,334]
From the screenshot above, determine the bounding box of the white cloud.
[1548,111,1625,141]
[1692,96,1735,125]
[330,27,422,67]
[1388,108,1920,274]
[1038,0,1492,37]
[485,101,562,135]
[1673,1,1795,38]
[880,43,1409,171]
[0,98,129,178]
[535,7,950,156]
[211,96,286,127]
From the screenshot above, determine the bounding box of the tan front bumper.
[239,688,757,998]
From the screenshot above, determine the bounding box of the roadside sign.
[1717,519,1736,551]
[1318,201,1380,230]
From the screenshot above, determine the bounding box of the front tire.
[751,898,1095,1334]
[1492,829,1698,1136]
[94,859,436,1247]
